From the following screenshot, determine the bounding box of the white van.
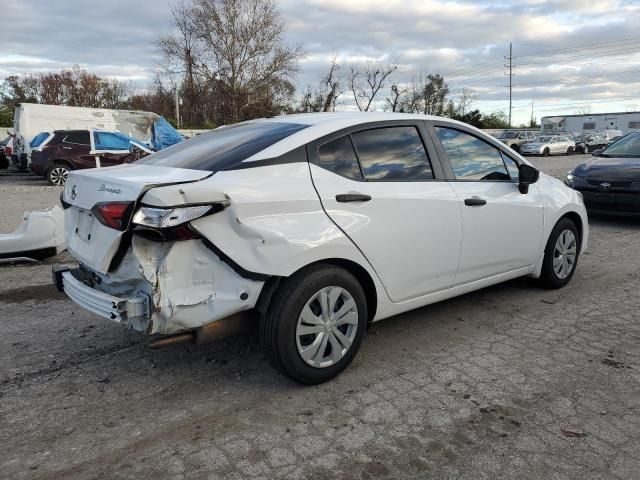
[11,103,165,170]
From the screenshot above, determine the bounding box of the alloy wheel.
[49,167,68,186]
[553,229,577,279]
[295,286,358,368]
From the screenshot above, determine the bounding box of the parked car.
[496,131,537,152]
[0,135,13,169]
[11,103,182,170]
[30,129,152,186]
[53,112,588,384]
[566,131,640,216]
[574,133,608,154]
[608,135,624,145]
[520,135,575,156]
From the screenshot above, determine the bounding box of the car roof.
[243,112,480,162]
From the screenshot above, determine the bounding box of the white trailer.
[11,103,162,169]
[541,111,640,136]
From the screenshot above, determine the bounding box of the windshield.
[137,121,308,171]
[533,136,552,143]
[499,132,518,139]
[601,132,640,157]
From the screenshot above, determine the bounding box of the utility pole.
[505,43,514,127]
[530,101,535,128]
[175,83,180,129]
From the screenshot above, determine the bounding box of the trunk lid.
[63,164,211,273]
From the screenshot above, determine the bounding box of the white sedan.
[54,113,588,384]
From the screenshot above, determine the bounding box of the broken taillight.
[130,202,229,241]
[91,202,134,231]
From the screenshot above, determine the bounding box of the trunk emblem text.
[98,184,122,195]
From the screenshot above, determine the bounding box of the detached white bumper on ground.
[0,205,66,263]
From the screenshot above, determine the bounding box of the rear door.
[308,122,463,302]
[92,131,133,167]
[61,131,94,168]
[428,123,544,285]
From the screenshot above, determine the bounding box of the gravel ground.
[1,155,639,479]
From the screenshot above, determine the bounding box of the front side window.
[435,127,510,181]
[351,126,433,181]
[138,121,308,171]
[63,131,90,146]
[94,132,130,151]
[318,136,363,181]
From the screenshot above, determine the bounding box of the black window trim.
[62,131,90,147]
[425,121,523,183]
[307,120,446,182]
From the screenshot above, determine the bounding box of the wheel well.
[321,258,377,321]
[558,211,583,247]
[49,159,74,170]
[261,259,378,322]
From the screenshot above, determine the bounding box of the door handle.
[464,197,487,207]
[336,193,372,203]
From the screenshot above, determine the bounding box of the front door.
[308,123,463,302]
[431,125,544,285]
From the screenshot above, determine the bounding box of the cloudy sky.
[2,0,640,125]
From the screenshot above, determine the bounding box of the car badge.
[599,182,611,192]
[71,185,78,200]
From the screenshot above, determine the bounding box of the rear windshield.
[137,121,308,171]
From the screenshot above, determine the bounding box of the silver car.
[520,135,575,156]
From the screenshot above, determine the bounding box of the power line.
[511,68,640,87]
[517,37,640,58]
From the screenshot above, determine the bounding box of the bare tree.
[188,0,304,123]
[575,106,592,115]
[299,55,343,113]
[386,84,405,112]
[347,61,397,111]
[457,87,476,116]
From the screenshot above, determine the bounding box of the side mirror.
[592,149,603,157]
[518,164,539,194]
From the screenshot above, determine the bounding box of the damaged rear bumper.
[53,266,150,323]
[54,237,267,335]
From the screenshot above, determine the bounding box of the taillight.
[91,202,134,231]
[130,202,229,241]
[6,146,12,156]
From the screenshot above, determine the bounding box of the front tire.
[540,218,580,289]
[260,265,367,384]
[46,163,70,186]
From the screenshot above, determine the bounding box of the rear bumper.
[53,265,150,323]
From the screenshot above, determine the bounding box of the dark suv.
[30,130,150,186]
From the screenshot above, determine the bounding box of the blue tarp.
[94,131,152,151]
[152,117,183,150]
[30,132,50,148]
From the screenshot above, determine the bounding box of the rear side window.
[138,122,308,171]
[351,126,433,181]
[318,136,363,181]
[30,132,50,148]
[435,127,510,181]
[63,131,90,146]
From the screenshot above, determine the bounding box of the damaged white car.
[54,113,588,383]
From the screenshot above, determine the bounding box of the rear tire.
[46,163,70,186]
[260,265,367,384]
[540,218,580,289]
[542,148,550,157]
[566,147,574,155]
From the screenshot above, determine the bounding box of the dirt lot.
[1,155,639,479]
